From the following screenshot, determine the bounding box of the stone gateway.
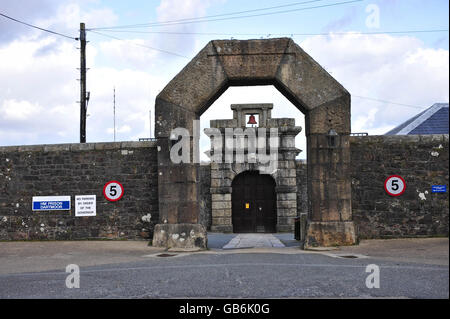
[153,38,356,249]
[0,39,447,247]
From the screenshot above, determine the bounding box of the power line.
[87,26,448,62]
[89,0,364,30]
[1,11,433,112]
[88,31,440,109]
[90,0,325,30]
[0,12,78,40]
[93,29,449,37]
[88,30,189,58]
[352,95,426,109]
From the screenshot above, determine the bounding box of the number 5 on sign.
[103,181,124,201]
[384,175,406,197]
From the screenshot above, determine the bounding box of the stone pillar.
[273,124,302,232]
[304,132,356,248]
[151,99,208,249]
[275,185,298,232]
[152,136,208,249]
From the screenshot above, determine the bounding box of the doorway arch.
[153,38,356,249]
[232,171,276,233]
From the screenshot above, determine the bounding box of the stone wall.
[1,135,448,241]
[194,133,449,240]
[350,135,449,239]
[0,141,158,240]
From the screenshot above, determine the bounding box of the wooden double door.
[232,171,277,233]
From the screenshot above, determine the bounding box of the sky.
[0,0,448,160]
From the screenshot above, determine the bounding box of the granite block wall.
[0,141,158,240]
[0,135,448,241]
[350,135,449,238]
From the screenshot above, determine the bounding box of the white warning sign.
[75,195,96,217]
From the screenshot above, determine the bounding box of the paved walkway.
[222,233,285,249]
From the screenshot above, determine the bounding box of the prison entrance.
[153,38,356,249]
[232,171,277,233]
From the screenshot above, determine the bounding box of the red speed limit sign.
[103,181,124,201]
[384,175,406,196]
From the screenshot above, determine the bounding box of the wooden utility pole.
[79,22,87,143]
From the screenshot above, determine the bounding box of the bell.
[247,114,257,125]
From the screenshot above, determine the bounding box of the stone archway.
[152,38,356,249]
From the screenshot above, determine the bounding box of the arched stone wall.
[153,38,356,249]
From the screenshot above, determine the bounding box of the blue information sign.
[32,196,71,211]
[431,185,447,193]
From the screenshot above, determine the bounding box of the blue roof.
[385,103,449,135]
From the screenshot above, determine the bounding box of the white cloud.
[0,1,448,158]
[0,1,118,45]
[199,33,448,159]
[154,0,223,56]
[0,99,42,121]
[82,65,164,142]
[98,38,160,70]
[0,2,122,146]
[352,107,378,132]
[107,125,131,134]
[92,0,223,71]
[0,0,62,43]
[35,2,119,37]
[0,36,79,145]
[300,33,449,133]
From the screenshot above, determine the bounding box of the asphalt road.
[0,245,448,299]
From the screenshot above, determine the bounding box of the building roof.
[385,103,449,135]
